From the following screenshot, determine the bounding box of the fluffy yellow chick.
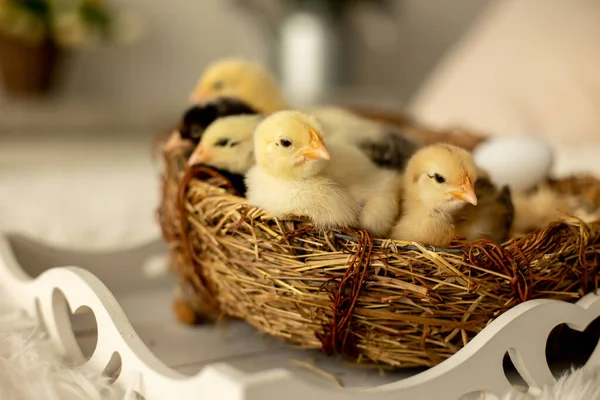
[246,111,402,236]
[163,97,259,156]
[187,114,263,174]
[189,58,287,114]
[190,58,423,169]
[391,144,478,247]
[510,184,600,237]
[309,106,424,170]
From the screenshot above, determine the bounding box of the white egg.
[472,137,554,193]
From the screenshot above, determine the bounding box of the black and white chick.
[163,96,260,156]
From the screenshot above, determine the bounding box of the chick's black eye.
[433,173,446,183]
[279,139,292,148]
[212,81,223,90]
[215,138,229,147]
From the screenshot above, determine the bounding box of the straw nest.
[157,111,600,368]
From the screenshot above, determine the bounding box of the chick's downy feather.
[188,114,263,173]
[246,110,401,235]
[187,114,263,196]
[309,106,424,170]
[391,144,479,247]
[393,209,456,246]
[245,167,360,230]
[454,175,514,243]
[246,111,360,229]
[179,97,259,146]
[164,97,259,158]
[508,184,600,236]
[190,59,422,171]
[319,141,402,237]
[190,58,287,114]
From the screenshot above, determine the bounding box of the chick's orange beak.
[188,146,210,166]
[449,175,478,206]
[298,127,330,161]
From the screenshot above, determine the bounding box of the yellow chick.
[188,114,263,174]
[189,58,423,170]
[309,106,424,170]
[189,58,287,114]
[391,144,478,247]
[163,97,259,156]
[246,111,402,236]
[510,185,574,235]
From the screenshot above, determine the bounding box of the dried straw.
[157,123,600,368]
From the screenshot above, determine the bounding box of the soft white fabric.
[502,367,600,400]
[0,309,133,400]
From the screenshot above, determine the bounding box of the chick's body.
[391,144,479,247]
[454,174,514,243]
[246,111,401,236]
[309,107,424,170]
[246,167,360,230]
[190,58,287,114]
[320,143,402,237]
[393,209,456,247]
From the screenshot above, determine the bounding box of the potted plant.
[0,0,114,96]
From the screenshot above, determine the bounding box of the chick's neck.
[404,195,454,221]
[260,157,326,181]
[402,178,459,221]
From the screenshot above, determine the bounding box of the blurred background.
[0,0,491,132]
[1,0,599,249]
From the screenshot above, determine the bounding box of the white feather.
[502,367,600,400]
[0,310,131,400]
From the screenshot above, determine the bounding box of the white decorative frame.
[0,232,598,400]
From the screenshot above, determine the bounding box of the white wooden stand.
[0,232,598,400]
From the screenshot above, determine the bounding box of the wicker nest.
[157,110,600,368]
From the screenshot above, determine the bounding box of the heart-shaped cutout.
[545,316,600,374]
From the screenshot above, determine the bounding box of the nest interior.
[157,114,600,368]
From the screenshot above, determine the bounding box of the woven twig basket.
[157,110,600,368]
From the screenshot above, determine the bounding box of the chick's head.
[188,115,262,174]
[406,144,478,213]
[179,98,259,145]
[190,58,287,114]
[178,106,208,145]
[254,111,331,180]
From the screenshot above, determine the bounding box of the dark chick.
[454,175,514,243]
[211,168,248,197]
[178,97,260,146]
